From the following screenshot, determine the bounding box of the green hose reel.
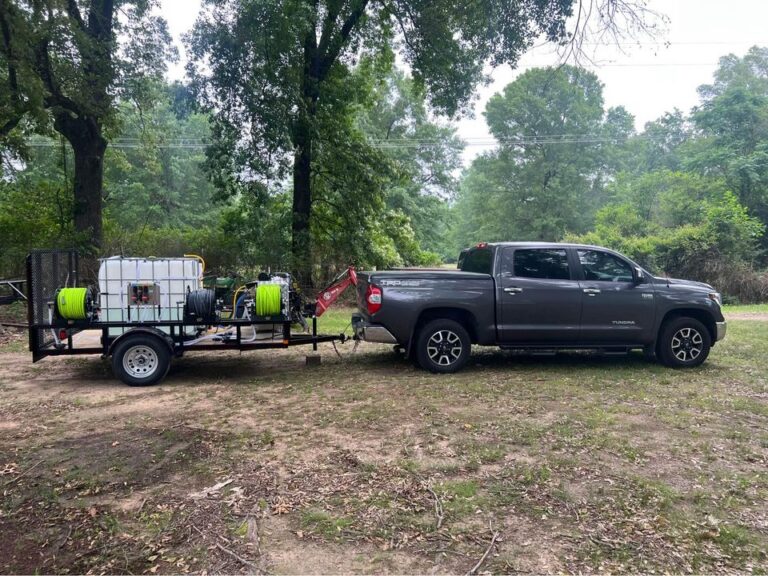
[254,284,282,317]
[55,287,96,321]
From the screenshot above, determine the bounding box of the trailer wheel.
[111,335,170,386]
[416,319,471,374]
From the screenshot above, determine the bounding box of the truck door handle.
[504,287,523,294]
[583,288,601,296]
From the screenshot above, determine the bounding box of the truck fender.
[107,327,176,357]
[406,307,479,358]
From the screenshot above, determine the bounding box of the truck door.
[576,248,656,344]
[498,247,582,343]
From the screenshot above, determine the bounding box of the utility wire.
[21,133,682,149]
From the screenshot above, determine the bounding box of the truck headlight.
[708,292,722,306]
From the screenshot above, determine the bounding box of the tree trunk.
[292,124,313,287]
[72,137,106,250]
[54,112,107,253]
[291,26,319,288]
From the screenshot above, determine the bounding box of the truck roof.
[475,242,619,251]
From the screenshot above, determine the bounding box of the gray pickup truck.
[352,242,727,373]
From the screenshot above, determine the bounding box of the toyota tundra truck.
[352,242,727,373]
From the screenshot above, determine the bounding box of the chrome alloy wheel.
[670,327,703,362]
[122,345,159,379]
[426,329,463,366]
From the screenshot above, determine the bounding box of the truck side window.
[461,248,493,274]
[578,249,633,282]
[511,249,570,280]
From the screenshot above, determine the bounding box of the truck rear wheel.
[416,319,471,374]
[112,334,171,386]
[657,317,711,368]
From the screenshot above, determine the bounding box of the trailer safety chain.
[330,322,355,359]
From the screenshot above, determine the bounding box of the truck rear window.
[511,249,570,280]
[460,248,493,274]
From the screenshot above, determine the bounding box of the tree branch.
[34,37,82,116]
[317,0,369,81]
[66,0,86,32]
[389,7,417,56]
[316,0,342,60]
[88,0,114,40]
[0,0,21,104]
[0,115,22,137]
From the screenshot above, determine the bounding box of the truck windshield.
[460,248,493,274]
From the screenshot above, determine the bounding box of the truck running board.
[498,346,633,357]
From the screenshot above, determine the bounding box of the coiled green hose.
[255,284,282,316]
[56,287,89,320]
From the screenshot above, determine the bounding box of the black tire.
[111,334,171,386]
[657,317,711,368]
[416,319,471,374]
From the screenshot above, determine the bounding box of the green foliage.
[690,46,768,239]
[103,220,240,272]
[0,82,228,277]
[357,70,463,260]
[572,175,766,301]
[104,84,220,230]
[453,52,768,302]
[0,1,176,252]
[0,178,76,276]
[454,65,621,246]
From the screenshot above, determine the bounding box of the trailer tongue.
[26,250,346,386]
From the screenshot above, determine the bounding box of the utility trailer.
[26,250,345,386]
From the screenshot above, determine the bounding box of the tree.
[0,0,172,252]
[632,109,691,173]
[571,171,766,302]
[455,65,610,245]
[691,46,768,239]
[357,69,463,260]
[187,0,649,284]
[104,83,220,234]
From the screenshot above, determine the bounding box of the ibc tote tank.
[98,256,203,336]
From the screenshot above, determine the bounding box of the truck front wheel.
[416,319,471,374]
[657,317,711,368]
[112,334,171,386]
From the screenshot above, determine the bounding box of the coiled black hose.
[185,288,217,323]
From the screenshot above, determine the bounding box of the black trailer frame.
[27,249,344,364]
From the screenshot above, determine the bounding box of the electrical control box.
[129,283,160,306]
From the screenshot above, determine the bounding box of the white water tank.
[98,256,203,336]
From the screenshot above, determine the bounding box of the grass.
[300,509,354,539]
[723,303,768,313]
[315,306,356,335]
[0,337,26,353]
[0,300,27,323]
[0,315,767,573]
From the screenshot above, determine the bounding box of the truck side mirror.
[634,267,645,284]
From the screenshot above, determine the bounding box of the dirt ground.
[0,315,766,574]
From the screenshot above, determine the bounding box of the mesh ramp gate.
[26,250,79,353]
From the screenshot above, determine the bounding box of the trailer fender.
[107,328,175,357]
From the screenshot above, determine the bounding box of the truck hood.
[655,276,714,291]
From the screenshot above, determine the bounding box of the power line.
[22,134,675,150]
